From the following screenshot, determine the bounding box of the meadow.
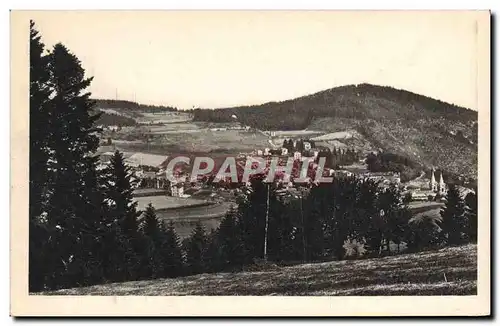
[43,244,476,296]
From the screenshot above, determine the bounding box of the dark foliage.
[95,99,178,113]
[366,152,421,182]
[464,190,478,243]
[96,112,137,126]
[184,222,209,275]
[406,215,443,252]
[440,184,468,245]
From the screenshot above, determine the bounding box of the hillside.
[94,99,179,113]
[192,84,478,179]
[43,244,476,296]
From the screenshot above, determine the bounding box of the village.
[95,129,457,239]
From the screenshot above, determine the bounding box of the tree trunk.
[263,183,270,262]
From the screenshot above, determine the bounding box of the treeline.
[366,152,421,182]
[191,84,476,131]
[95,99,178,113]
[316,147,360,168]
[192,105,314,130]
[96,112,137,126]
[181,176,478,277]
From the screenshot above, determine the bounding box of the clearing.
[44,244,476,296]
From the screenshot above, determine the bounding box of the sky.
[29,11,481,110]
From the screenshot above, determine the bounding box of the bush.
[343,239,367,259]
[405,215,443,251]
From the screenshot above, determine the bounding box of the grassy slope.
[44,244,476,296]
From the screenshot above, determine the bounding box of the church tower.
[429,168,437,192]
[438,172,446,195]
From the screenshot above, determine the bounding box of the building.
[303,141,312,151]
[171,183,184,197]
[429,168,447,195]
[293,151,302,160]
[330,170,354,177]
[410,190,436,201]
[281,148,289,156]
[264,148,271,156]
[362,172,401,184]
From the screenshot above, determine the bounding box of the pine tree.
[43,42,105,289]
[140,204,164,278]
[161,221,184,278]
[440,184,467,245]
[101,150,142,281]
[204,230,222,273]
[29,20,52,292]
[102,151,141,237]
[464,190,478,243]
[216,209,244,270]
[185,222,208,275]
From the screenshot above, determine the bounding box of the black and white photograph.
[10,10,490,316]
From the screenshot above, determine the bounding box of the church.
[429,168,447,195]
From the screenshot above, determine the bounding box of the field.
[154,129,270,152]
[270,130,325,137]
[311,130,356,141]
[134,196,209,211]
[44,244,476,296]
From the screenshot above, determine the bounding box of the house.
[264,148,271,156]
[330,170,354,177]
[410,190,436,201]
[363,172,401,184]
[281,148,289,156]
[293,151,302,160]
[303,141,312,151]
[170,183,184,197]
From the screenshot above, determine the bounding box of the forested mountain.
[192,84,478,179]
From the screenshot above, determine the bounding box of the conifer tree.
[101,150,142,281]
[464,190,478,243]
[29,20,52,292]
[204,230,222,273]
[161,221,184,278]
[185,222,208,275]
[440,184,467,245]
[216,208,244,270]
[43,42,105,289]
[140,204,164,278]
[103,150,141,238]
